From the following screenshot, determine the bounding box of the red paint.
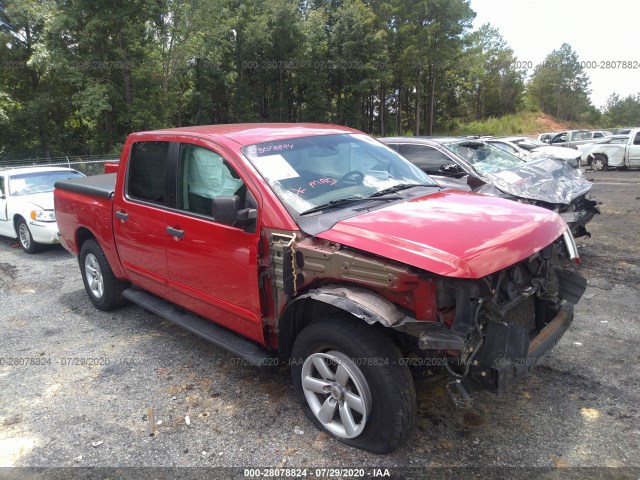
[104,162,119,174]
[317,190,566,279]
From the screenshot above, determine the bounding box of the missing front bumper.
[465,303,574,395]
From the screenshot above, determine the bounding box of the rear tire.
[16,218,42,254]
[79,239,127,311]
[591,156,606,171]
[291,317,416,453]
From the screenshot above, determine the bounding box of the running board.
[122,288,275,367]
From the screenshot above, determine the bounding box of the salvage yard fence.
[0,155,120,176]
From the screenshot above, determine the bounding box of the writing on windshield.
[243,134,436,215]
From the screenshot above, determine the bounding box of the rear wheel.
[591,156,607,171]
[79,239,127,311]
[291,317,416,453]
[16,218,42,254]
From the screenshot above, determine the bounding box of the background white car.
[0,166,84,253]
[487,137,582,166]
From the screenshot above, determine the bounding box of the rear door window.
[127,141,171,204]
[398,144,452,174]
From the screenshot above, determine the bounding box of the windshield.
[9,170,84,196]
[442,141,525,174]
[242,133,436,215]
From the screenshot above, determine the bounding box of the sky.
[469,0,640,109]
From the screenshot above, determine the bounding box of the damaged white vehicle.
[486,137,583,165]
[578,131,640,171]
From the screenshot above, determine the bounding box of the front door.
[164,142,264,343]
[628,132,640,167]
[0,175,9,237]
[113,141,173,299]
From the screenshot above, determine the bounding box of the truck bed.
[54,173,124,278]
[55,173,116,199]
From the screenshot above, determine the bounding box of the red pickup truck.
[54,124,586,453]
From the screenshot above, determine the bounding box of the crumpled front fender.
[286,285,405,327]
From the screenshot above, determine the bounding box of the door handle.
[115,211,129,221]
[166,226,184,239]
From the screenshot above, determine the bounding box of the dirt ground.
[532,113,572,134]
[0,169,639,479]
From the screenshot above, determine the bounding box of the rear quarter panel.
[54,188,127,279]
[584,144,626,167]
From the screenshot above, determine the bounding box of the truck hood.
[479,157,592,205]
[315,191,566,278]
[12,192,54,210]
[530,146,581,165]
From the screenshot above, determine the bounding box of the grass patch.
[444,112,588,137]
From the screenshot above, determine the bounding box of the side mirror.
[212,195,257,230]
[438,162,465,178]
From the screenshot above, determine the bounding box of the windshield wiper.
[369,183,439,197]
[299,195,400,216]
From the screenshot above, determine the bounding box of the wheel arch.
[277,286,405,358]
[74,226,128,280]
[12,213,26,235]
[591,153,608,169]
[76,226,97,252]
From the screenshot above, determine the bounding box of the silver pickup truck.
[577,129,640,170]
[548,130,598,149]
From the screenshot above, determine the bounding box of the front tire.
[16,218,42,254]
[79,239,127,311]
[291,317,416,453]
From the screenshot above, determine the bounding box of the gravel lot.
[1,169,639,478]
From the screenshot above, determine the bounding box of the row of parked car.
[1,124,593,453]
[536,128,640,171]
[0,130,602,254]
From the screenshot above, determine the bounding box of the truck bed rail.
[54,173,117,199]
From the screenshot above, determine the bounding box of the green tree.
[329,0,389,130]
[527,43,592,121]
[602,93,640,127]
[0,0,59,157]
[462,24,524,120]
[296,5,331,122]
[228,0,304,121]
[384,0,475,135]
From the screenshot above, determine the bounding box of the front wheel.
[17,218,42,254]
[79,239,127,311]
[291,317,416,453]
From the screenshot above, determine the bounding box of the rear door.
[396,143,469,189]
[163,142,264,343]
[627,132,640,167]
[113,141,174,299]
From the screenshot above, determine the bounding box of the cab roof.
[130,123,361,147]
